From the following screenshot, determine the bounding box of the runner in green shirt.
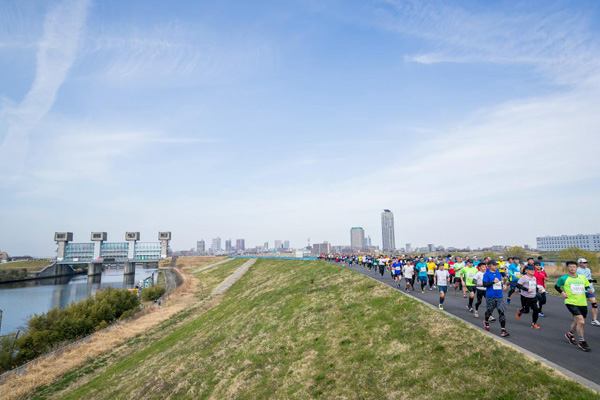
[555,261,594,352]
[460,260,479,313]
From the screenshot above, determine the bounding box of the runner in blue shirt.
[482,260,510,337]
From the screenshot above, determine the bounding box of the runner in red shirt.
[534,261,548,317]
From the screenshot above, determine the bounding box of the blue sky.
[1,0,600,256]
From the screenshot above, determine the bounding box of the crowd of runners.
[321,254,598,352]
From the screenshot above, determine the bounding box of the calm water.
[0,265,157,335]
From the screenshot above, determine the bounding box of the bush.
[558,247,599,271]
[502,246,529,261]
[141,286,166,302]
[2,287,140,372]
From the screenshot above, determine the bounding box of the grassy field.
[0,260,51,272]
[24,259,599,399]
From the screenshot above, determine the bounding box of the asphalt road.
[335,261,600,388]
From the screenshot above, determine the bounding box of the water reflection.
[0,265,157,335]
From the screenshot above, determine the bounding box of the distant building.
[196,240,205,253]
[211,237,222,253]
[427,244,434,252]
[381,209,396,251]
[225,239,232,252]
[264,242,269,251]
[350,227,365,250]
[283,240,290,249]
[312,242,331,255]
[406,243,412,253]
[274,240,282,250]
[537,234,600,251]
[236,239,245,251]
[364,235,372,248]
[0,251,7,262]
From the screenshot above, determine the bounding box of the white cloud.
[0,0,91,181]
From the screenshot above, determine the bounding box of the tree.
[558,247,599,271]
[482,251,497,260]
[502,246,529,261]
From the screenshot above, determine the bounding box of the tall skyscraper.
[197,240,205,252]
[211,237,221,253]
[350,227,365,250]
[264,241,269,251]
[364,235,372,248]
[236,239,245,251]
[381,209,396,252]
[406,243,412,252]
[225,239,232,252]
[283,240,290,249]
[274,240,282,249]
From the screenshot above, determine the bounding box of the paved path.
[212,258,256,296]
[337,261,600,390]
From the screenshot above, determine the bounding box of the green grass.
[34,260,599,399]
[0,260,51,272]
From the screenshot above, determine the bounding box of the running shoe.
[578,340,591,352]
[469,307,474,313]
[516,309,522,319]
[422,290,425,293]
[500,330,510,337]
[506,297,511,304]
[474,311,479,318]
[484,321,490,331]
[429,287,433,291]
[538,313,546,318]
[565,332,577,345]
[489,316,496,322]
[439,304,443,310]
[591,320,600,326]
[531,323,541,330]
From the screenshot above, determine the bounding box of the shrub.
[2,287,140,372]
[141,286,166,302]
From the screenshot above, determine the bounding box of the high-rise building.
[350,227,365,250]
[283,240,290,249]
[225,239,232,252]
[427,244,434,252]
[196,240,205,252]
[274,240,282,249]
[236,239,245,251]
[211,237,221,253]
[364,235,372,248]
[406,243,412,253]
[264,242,269,251]
[381,209,396,252]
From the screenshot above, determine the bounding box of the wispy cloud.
[374,0,600,84]
[0,0,91,180]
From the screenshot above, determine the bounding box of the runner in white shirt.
[434,263,450,310]
[403,260,415,292]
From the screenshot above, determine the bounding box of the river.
[0,265,158,335]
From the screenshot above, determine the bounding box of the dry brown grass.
[0,257,231,400]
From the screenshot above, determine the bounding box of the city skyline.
[2,1,600,256]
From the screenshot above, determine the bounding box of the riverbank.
[0,257,228,399]
[17,259,600,399]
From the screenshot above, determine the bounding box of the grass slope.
[35,260,598,399]
[0,260,51,272]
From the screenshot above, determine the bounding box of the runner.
[378,257,386,277]
[403,260,414,292]
[473,262,495,321]
[534,262,548,317]
[416,257,428,293]
[498,256,507,282]
[434,263,450,310]
[506,256,522,304]
[515,265,542,329]
[392,259,403,289]
[576,258,600,326]
[453,256,466,297]
[461,260,479,313]
[482,260,510,337]
[427,258,436,290]
[555,261,593,352]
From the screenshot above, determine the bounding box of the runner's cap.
[499,256,504,259]
[578,258,588,263]
[524,265,534,271]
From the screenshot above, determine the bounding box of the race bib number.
[515,273,522,278]
[493,282,502,290]
[467,273,474,279]
[570,284,585,295]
